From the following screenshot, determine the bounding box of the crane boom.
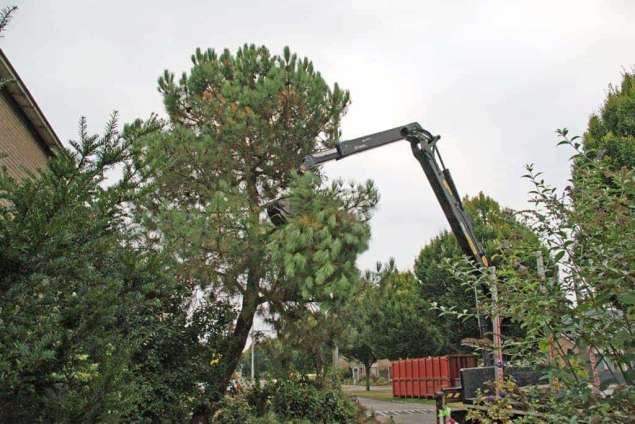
[302,122,489,269]
[267,122,494,359]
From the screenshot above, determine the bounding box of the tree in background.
[341,278,379,392]
[372,268,445,360]
[583,72,635,170]
[129,45,378,417]
[414,193,547,353]
[342,261,444,390]
[240,321,339,382]
[267,304,349,381]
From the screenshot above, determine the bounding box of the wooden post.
[490,267,504,394]
[251,332,255,383]
[332,344,339,371]
[535,251,556,363]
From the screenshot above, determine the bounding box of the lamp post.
[251,332,255,383]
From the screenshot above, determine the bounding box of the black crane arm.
[302,125,408,169]
[302,122,489,269]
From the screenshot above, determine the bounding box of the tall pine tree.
[129,45,378,417]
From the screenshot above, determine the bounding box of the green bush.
[270,378,357,424]
[213,378,360,423]
[0,117,236,422]
[212,396,257,424]
[370,375,390,386]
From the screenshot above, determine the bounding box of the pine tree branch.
[0,6,17,36]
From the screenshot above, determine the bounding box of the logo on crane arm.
[351,137,372,151]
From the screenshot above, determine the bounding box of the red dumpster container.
[392,360,404,397]
[391,355,476,398]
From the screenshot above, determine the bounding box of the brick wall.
[0,90,51,181]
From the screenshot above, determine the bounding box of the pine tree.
[129,45,378,416]
[0,6,17,35]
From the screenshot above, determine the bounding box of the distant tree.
[582,71,635,170]
[129,45,377,419]
[240,330,330,381]
[414,193,547,352]
[267,304,349,380]
[342,261,444,390]
[341,281,378,391]
[372,269,445,360]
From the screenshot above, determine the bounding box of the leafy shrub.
[215,377,360,423]
[466,378,548,424]
[370,375,390,386]
[438,71,635,423]
[212,396,257,424]
[270,378,357,423]
[0,117,235,422]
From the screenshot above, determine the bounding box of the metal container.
[391,355,477,398]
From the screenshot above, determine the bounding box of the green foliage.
[212,396,257,424]
[465,378,549,424]
[529,122,632,386]
[532,128,635,386]
[270,378,357,423]
[131,298,236,422]
[212,378,359,424]
[0,116,235,422]
[367,263,445,360]
[582,71,635,169]
[1,116,142,422]
[129,44,377,417]
[260,307,348,380]
[342,261,444,390]
[414,193,547,352]
[443,72,635,422]
[267,173,377,305]
[240,336,319,380]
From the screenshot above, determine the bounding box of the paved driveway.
[354,396,437,424]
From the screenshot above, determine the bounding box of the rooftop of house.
[0,48,63,154]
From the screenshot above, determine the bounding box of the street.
[343,385,437,424]
[354,396,437,424]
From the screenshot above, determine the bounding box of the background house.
[338,357,392,384]
[0,48,62,181]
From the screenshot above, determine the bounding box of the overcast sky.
[4,0,635,271]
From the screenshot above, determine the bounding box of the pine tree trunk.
[191,271,260,423]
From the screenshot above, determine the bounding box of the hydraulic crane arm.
[301,122,489,269]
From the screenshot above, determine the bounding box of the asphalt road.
[342,386,437,424]
[353,396,437,424]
